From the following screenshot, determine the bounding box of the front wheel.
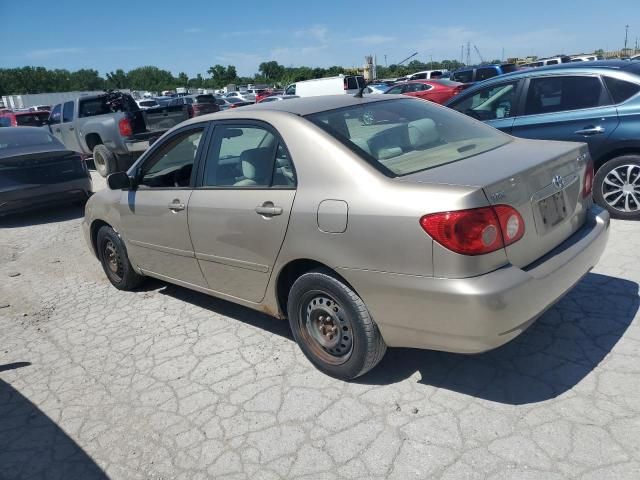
[593,155,640,219]
[287,269,386,380]
[96,225,145,290]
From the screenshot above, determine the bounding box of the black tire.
[287,269,387,380]
[96,225,144,290]
[593,155,640,220]
[93,144,117,178]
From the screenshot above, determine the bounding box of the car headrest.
[408,118,438,148]
[240,147,273,182]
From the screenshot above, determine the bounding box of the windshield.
[194,95,215,103]
[0,129,59,149]
[305,99,509,177]
[139,100,158,107]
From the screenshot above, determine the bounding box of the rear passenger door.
[187,121,296,303]
[60,101,82,153]
[511,75,619,160]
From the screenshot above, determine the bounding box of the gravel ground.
[1,172,640,479]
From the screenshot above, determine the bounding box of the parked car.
[450,64,519,84]
[523,56,572,68]
[407,70,448,80]
[284,75,366,97]
[166,94,220,117]
[226,91,256,102]
[363,84,389,94]
[446,60,640,218]
[383,79,468,104]
[570,55,598,62]
[0,110,49,127]
[48,91,190,178]
[257,95,299,103]
[256,90,284,103]
[84,94,608,379]
[216,97,254,110]
[136,99,160,110]
[0,127,92,216]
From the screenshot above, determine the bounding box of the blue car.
[449,63,519,85]
[447,61,640,219]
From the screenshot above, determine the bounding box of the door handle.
[69,126,75,131]
[167,201,185,212]
[255,202,283,217]
[575,126,605,136]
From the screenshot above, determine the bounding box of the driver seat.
[234,148,273,186]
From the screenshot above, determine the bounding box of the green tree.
[177,72,189,87]
[259,61,285,81]
[106,69,128,89]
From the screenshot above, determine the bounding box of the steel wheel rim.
[362,111,375,125]
[601,164,640,213]
[103,240,123,281]
[299,293,353,365]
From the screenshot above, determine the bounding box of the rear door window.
[476,67,498,81]
[346,77,358,90]
[524,76,607,115]
[603,76,640,103]
[451,70,474,83]
[79,98,111,117]
[62,101,74,123]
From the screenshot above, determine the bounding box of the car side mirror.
[107,171,133,190]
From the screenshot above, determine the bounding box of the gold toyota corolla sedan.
[83,95,610,379]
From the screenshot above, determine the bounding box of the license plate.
[538,191,567,227]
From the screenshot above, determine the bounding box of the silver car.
[83,95,610,379]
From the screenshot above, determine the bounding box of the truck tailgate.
[143,105,189,131]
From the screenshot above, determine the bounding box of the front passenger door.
[188,123,296,303]
[119,125,208,286]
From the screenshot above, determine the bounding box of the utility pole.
[466,42,471,66]
[384,54,387,67]
[624,24,629,50]
[430,55,433,70]
[501,47,505,62]
[460,45,464,64]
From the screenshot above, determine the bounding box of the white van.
[284,75,366,97]
[408,70,448,80]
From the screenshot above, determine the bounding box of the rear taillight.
[420,205,525,256]
[582,160,594,198]
[118,118,132,137]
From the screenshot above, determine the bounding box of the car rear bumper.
[0,177,92,216]
[338,206,610,353]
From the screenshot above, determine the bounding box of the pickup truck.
[48,92,189,177]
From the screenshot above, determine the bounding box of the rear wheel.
[287,269,386,380]
[93,144,117,178]
[593,155,640,219]
[96,225,144,290]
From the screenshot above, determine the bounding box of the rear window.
[16,113,49,127]
[0,129,58,149]
[500,64,518,73]
[346,77,358,90]
[305,98,509,177]
[139,100,158,107]
[79,98,111,117]
[194,95,215,104]
[603,76,640,103]
[476,67,498,81]
[451,70,474,83]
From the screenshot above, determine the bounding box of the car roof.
[499,60,639,77]
[233,94,394,116]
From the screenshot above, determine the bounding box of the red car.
[0,110,50,127]
[384,79,468,104]
[255,89,284,103]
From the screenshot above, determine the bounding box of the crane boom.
[397,52,418,65]
[473,45,485,64]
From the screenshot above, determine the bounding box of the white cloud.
[353,35,397,46]
[184,27,202,34]
[294,25,328,42]
[222,29,274,38]
[26,47,84,59]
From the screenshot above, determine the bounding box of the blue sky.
[1,0,638,77]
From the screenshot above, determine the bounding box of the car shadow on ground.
[148,272,638,404]
[0,363,107,479]
[357,272,639,404]
[0,204,85,228]
[148,279,293,340]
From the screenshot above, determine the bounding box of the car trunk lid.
[397,138,591,268]
[0,150,86,187]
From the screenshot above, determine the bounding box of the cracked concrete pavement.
[1,172,640,479]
